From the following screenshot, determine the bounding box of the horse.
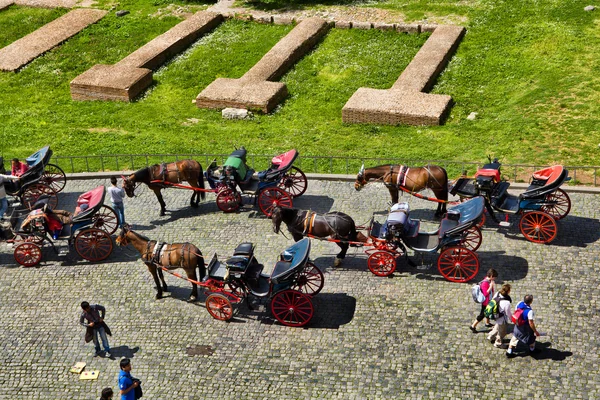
[122,160,205,216]
[271,206,368,267]
[115,225,205,301]
[354,164,449,217]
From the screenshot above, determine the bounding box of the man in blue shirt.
[118,358,139,400]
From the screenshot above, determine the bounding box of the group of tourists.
[471,268,543,358]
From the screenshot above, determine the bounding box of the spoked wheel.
[92,205,119,235]
[14,242,42,267]
[278,166,307,198]
[258,187,292,217]
[460,226,482,252]
[21,183,58,210]
[541,189,571,220]
[74,228,113,261]
[270,290,314,327]
[206,294,233,321]
[437,246,479,283]
[519,211,557,244]
[216,189,241,213]
[477,212,486,228]
[367,251,397,277]
[41,163,67,193]
[290,262,324,296]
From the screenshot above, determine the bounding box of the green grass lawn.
[0,0,599,174]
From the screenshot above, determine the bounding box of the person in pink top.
[11,158,29,177]
[470,268,498,332]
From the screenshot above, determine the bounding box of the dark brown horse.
[115,225,205,301]
[355,164,449,217]
[271,206,368,266]
[122,160,205,216]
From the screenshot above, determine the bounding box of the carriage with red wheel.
[365,196,485,283]
[202,237,323,327]
[205,148,307,216]
[1,146,67,210]
[10,186,113,267]
[450,159,570,244]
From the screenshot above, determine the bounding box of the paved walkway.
[0,178,599,398]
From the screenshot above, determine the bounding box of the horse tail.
[194,246,205,280]
[439,166,448,201]
[197,162,206,200]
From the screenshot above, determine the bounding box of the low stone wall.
[342,25,465,126]
[196,17,330,113]
[0,8,107,72]
[70,11,223,102]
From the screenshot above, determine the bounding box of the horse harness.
[290,210,351,239]
[142,240,192,267]
[156,162,181,183]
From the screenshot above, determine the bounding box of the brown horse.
[122,160,205,216]
[271,206,368,266]
[115,225,205,301]
[355,164,449,217]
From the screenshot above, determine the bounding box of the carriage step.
[58,250,69,257]
[499,221,512,228]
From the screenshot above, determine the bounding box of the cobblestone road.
[0,178,599,399]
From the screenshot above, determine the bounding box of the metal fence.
[51,153,600,186]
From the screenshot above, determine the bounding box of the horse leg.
[388,187,399,204]
[183,268,199,302]
[334,242,349,267]
[291,232,304,242]
[433,188,448,218]
[157,268,169,293]
[148,265,164,300]
[153,188,167,216]
[190,191,199,208]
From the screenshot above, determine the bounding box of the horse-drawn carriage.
[205,148,307,216]
[9,186,113,267]
[203,238,322,327]
[1,146,67,210]
[450,159,570,244]
[366,196,485,282]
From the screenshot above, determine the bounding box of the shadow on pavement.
[109,345,140,359]
[290,195,335,213]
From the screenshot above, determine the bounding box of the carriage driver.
[11,158,29,177]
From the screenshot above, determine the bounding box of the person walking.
[506,294,541,358]
[0,173,19,219]
[108,177,126,228]
[486,283,512,348]
[100,388,114,400]
[10,158,29,177]
[470,268,498,332]
[119,358,141,400]
[79,301,112,358]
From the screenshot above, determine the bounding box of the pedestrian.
[119,358,141,400]
[0,173,19,219]
[108,177,126,228]
[100,387,114,400]
[79,301,112,358]
[10,158,29,177]
[506,294,542,358]
[486,283,512,348]
[470,268,498,332]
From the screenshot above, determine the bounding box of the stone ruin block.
[396,23,420,34]
[272,16,294,25]
[352,21,372,30]
[0,8,107,71]
[70,11,223,101]
[0,0,14,11]
[342,25,465,126]
[196,17,330,113]
[334,20,352,29]
[374,22,395,31]
[254,15,273,24]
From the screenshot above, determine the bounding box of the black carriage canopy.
[271,237,311,284]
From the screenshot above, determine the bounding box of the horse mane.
[133,166,152,182]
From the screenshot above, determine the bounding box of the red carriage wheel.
[258,187,292,217]
[41,163,67,193]
[290,262,324,296]
[216,189,241,213]
[92,205,119,235]
[437,246,479,283]
[270,290,314,327]
[278,166,307,198]
[367,251,397,277]
[206,294,233,321]
[541,189,571,220]
[460,226,482,252]
[14,242,42,267]
[21,183,58,210]
[519,211,557,244]
[74,229,113,261]
[477,212,486,228]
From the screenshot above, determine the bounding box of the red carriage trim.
[532,165,564,186]
[475,168,501,182]
[271,149,298,170]
[74,185,104,215]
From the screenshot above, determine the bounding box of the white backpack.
[471,281,486,303]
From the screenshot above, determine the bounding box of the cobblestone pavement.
[0,178,599,399]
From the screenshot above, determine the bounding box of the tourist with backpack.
[506,294,541,358]
[486,283,512,348]
[470,268,498,333]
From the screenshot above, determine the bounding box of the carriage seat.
[233,242,254,257]
[490,181,510,208]
[438,211,460,239]
[207,253,228,281]
[270,261,292,284]
[229,147,247,162]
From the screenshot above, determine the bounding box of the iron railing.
[50,153,600,186]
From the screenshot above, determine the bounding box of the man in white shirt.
[486,283,512,348]
[0,173,20,219]
[108,177,126,228]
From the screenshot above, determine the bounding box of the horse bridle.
[121,175,142,197]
